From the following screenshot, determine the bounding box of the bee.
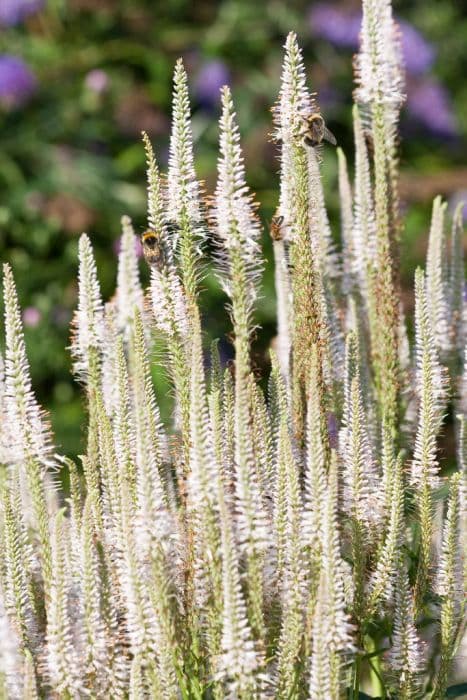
[269,214,285,242]
[141,229,166,270]
[300,113,337,148]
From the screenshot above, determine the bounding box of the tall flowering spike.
[214,85,263,332]
[354,0,405,431]
[168,59,202,229]
[167,59,205,305]
[1,483,37,653]
[411,268,447,488]
[115,215,143,338]
[354,0,405,131]
[274,36,338,278]
[449,202,465,354]
[274,357,306,698]
[70,234,105,379]
[273,32,313,228]
[340,332,381,533]
[303,345,328,557]
[273,32,333,441]
[412,268,447,608]
[367,446,405,613]
[426,196,450,355]
[79,498,110,694]
[309,454,354,696]
[218,498,261,699]
[142,131,166,234]
[352,104,377,301]
[3,264,53,465]
[46,510,82,697]
[433,473,464,697]
[386,568,424,698]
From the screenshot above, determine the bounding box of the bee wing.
[323,125,337,146]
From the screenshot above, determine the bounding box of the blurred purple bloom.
[0,0,44,26]
[113,236,143,258]
[308,3,360,48]
[195,60,230,109]
[0,55,37,107]
[398,20,435,75]
[85,69,109,94]
[22,307,41,328]
[309,4,434,76]
[407,78,457,137]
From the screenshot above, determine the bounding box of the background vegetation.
[1,0,467,455]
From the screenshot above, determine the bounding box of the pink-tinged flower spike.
[214,85,263,337]
[449,202,465,356]
[433,473,465,697]
[3,264,54,466]
[411,269,447,489]
[218,493,262,699]
[214,84,269,639]
[426,197,451,356]
[46,510,83,698]
[351,105,377,305]
[354,0,405,133]
[411,268,448,610]
[2,264,55,592]
[70,234,105,382]
[115,215,143,339]
[386,567,425,698]
[354,0,405,433]
[167,59,205,306]
[308,454,354,698]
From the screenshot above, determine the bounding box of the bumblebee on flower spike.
[299,112,337,148]
[141,229,166,270]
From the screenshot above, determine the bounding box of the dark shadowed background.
[1,0,466,456]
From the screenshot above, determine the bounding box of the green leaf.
[446,683,467,698]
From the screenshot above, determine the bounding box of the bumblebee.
[300,113,337,148]
[141,230,165,270]
[270,214,285,242]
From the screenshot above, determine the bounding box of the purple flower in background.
[85,69,109,94]
[398,20,435,75]
[0,55,37,107]
[195,60,230,109]
[22,307,41,328]
[0,0,44,26]
[113,236,143,258]
[308,3,360,48]
[309,4,434,76]
[407,78,457,137]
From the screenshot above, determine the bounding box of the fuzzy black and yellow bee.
[300,113,337,148]
[141,230,166,270]
[269,214,285,242]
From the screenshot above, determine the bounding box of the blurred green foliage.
[1,0,466,456]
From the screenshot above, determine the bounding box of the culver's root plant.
[0,1,465,698]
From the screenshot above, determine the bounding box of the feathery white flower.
[386,569,424,694]
[70,234,105,378]
[3,264,54,465]
[411,268,447,487]
[354,0,405,122]
[115,215,143,338]
[167,59,203,234]
[426,197,450,354]
[214,85,263,319]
